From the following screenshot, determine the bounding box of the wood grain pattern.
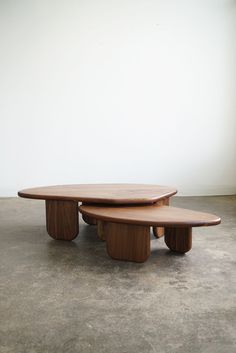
[97,220,106,241]
[165,227,192,253]
[153,226,165,238]
[105,222,150,263]
[80,204,221,228]
[18,184,177,204]
[82,213,97,225]
[153,198,170,238]
[46,200,79,240]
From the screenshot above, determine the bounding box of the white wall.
[1,0,236,196]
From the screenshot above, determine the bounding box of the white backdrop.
[1,0,236,196]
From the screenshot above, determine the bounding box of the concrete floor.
[0,196,235,353]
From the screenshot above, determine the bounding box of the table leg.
[46,200,79,240]
[164,227,192,253]
[97,220,106,241]
[153,226,165,238]
[81,203,97,225]
[82,213,97,225]
[153,198,170,238]
[105,222,150,263]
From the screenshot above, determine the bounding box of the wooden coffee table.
[18,184,177,240]
[80,203,221,262]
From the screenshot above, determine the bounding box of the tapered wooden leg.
[105,222,150,263]
[46,200,79,240]
[82,213,97,225]
[97,220,106,241]
[165,227,192,253]
[153,198,170,238]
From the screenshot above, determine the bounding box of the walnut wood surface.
[82,213,97,225]
[79,204,221,228]
[105,222,150,263]
[153,198,170,238]
[18,184,177,204]
[165,227,192,253]
[97,220,106,241]
[46,200,79,240]
[153,226,165,238]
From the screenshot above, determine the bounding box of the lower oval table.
[80,203,221,262]
[18,184,177,240]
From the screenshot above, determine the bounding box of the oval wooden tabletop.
[18,184,177,204]
[79,204,221,227]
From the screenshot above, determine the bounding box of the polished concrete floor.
[0,196,235,353]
